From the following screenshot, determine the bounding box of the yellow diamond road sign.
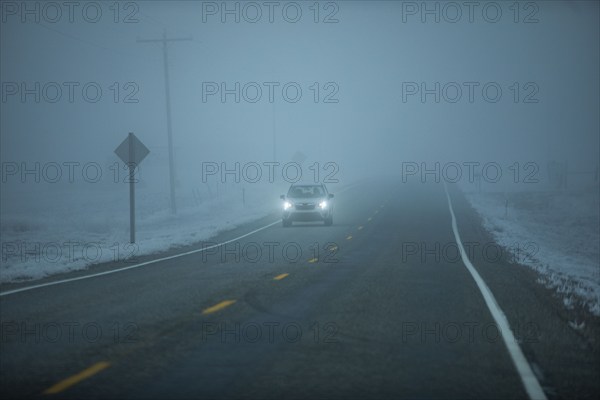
[114,133,149,166]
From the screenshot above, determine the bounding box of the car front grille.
[295,203,315,210]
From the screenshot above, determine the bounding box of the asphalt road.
[1,181,598,399]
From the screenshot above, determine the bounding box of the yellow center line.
[308,258,318,263]
[273,273,289,281]
[346,235,353,240]
[43,361,110,395]
[202,300,236,315]
[357,226,363,230]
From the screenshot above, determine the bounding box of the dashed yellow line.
[202,300,236,315]
[357,226,363,230]
[346,235,353,240]
[273,273,289,281]
[43,361,110,395]
[308,258,318,263]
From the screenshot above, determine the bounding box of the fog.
[2,2,600,398]
[1,1,598,212]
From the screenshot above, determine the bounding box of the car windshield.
[287,186,325,199]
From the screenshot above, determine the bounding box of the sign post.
[115,132,150,243]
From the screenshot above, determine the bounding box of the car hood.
[287,197,327,204]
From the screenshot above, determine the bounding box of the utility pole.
[137,29,191,214]
[272,102,276,162]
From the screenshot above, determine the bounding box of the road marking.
[357,226,363,230]
[329,245,338,251]
[308,258,318,263]
[273,273,289,281]
[202,300,236,315]
[443,183,547,400]
[0,220,281,297]
[43,361,110,395]
[346,235,352,240]
[367,217,372,222]
[374,210,379,214]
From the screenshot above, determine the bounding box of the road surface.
[1,181,598,399]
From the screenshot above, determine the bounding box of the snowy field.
[0,179,309,283]
[466,187,600,316]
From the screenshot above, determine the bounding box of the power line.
[31,22,160,64]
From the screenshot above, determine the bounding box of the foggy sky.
[1,1,598,204]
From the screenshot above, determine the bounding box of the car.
[280,184,334,227]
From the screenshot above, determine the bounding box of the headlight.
[319,201,328,209]
[284,201,292,210]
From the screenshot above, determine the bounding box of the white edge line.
[0,182,361,297]
[0,220,280,297]
[443,182,547,400]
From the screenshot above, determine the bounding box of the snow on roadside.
[0,183,279,283]
[465,188,600,316]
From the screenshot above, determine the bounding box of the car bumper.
[283,209,331,221]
